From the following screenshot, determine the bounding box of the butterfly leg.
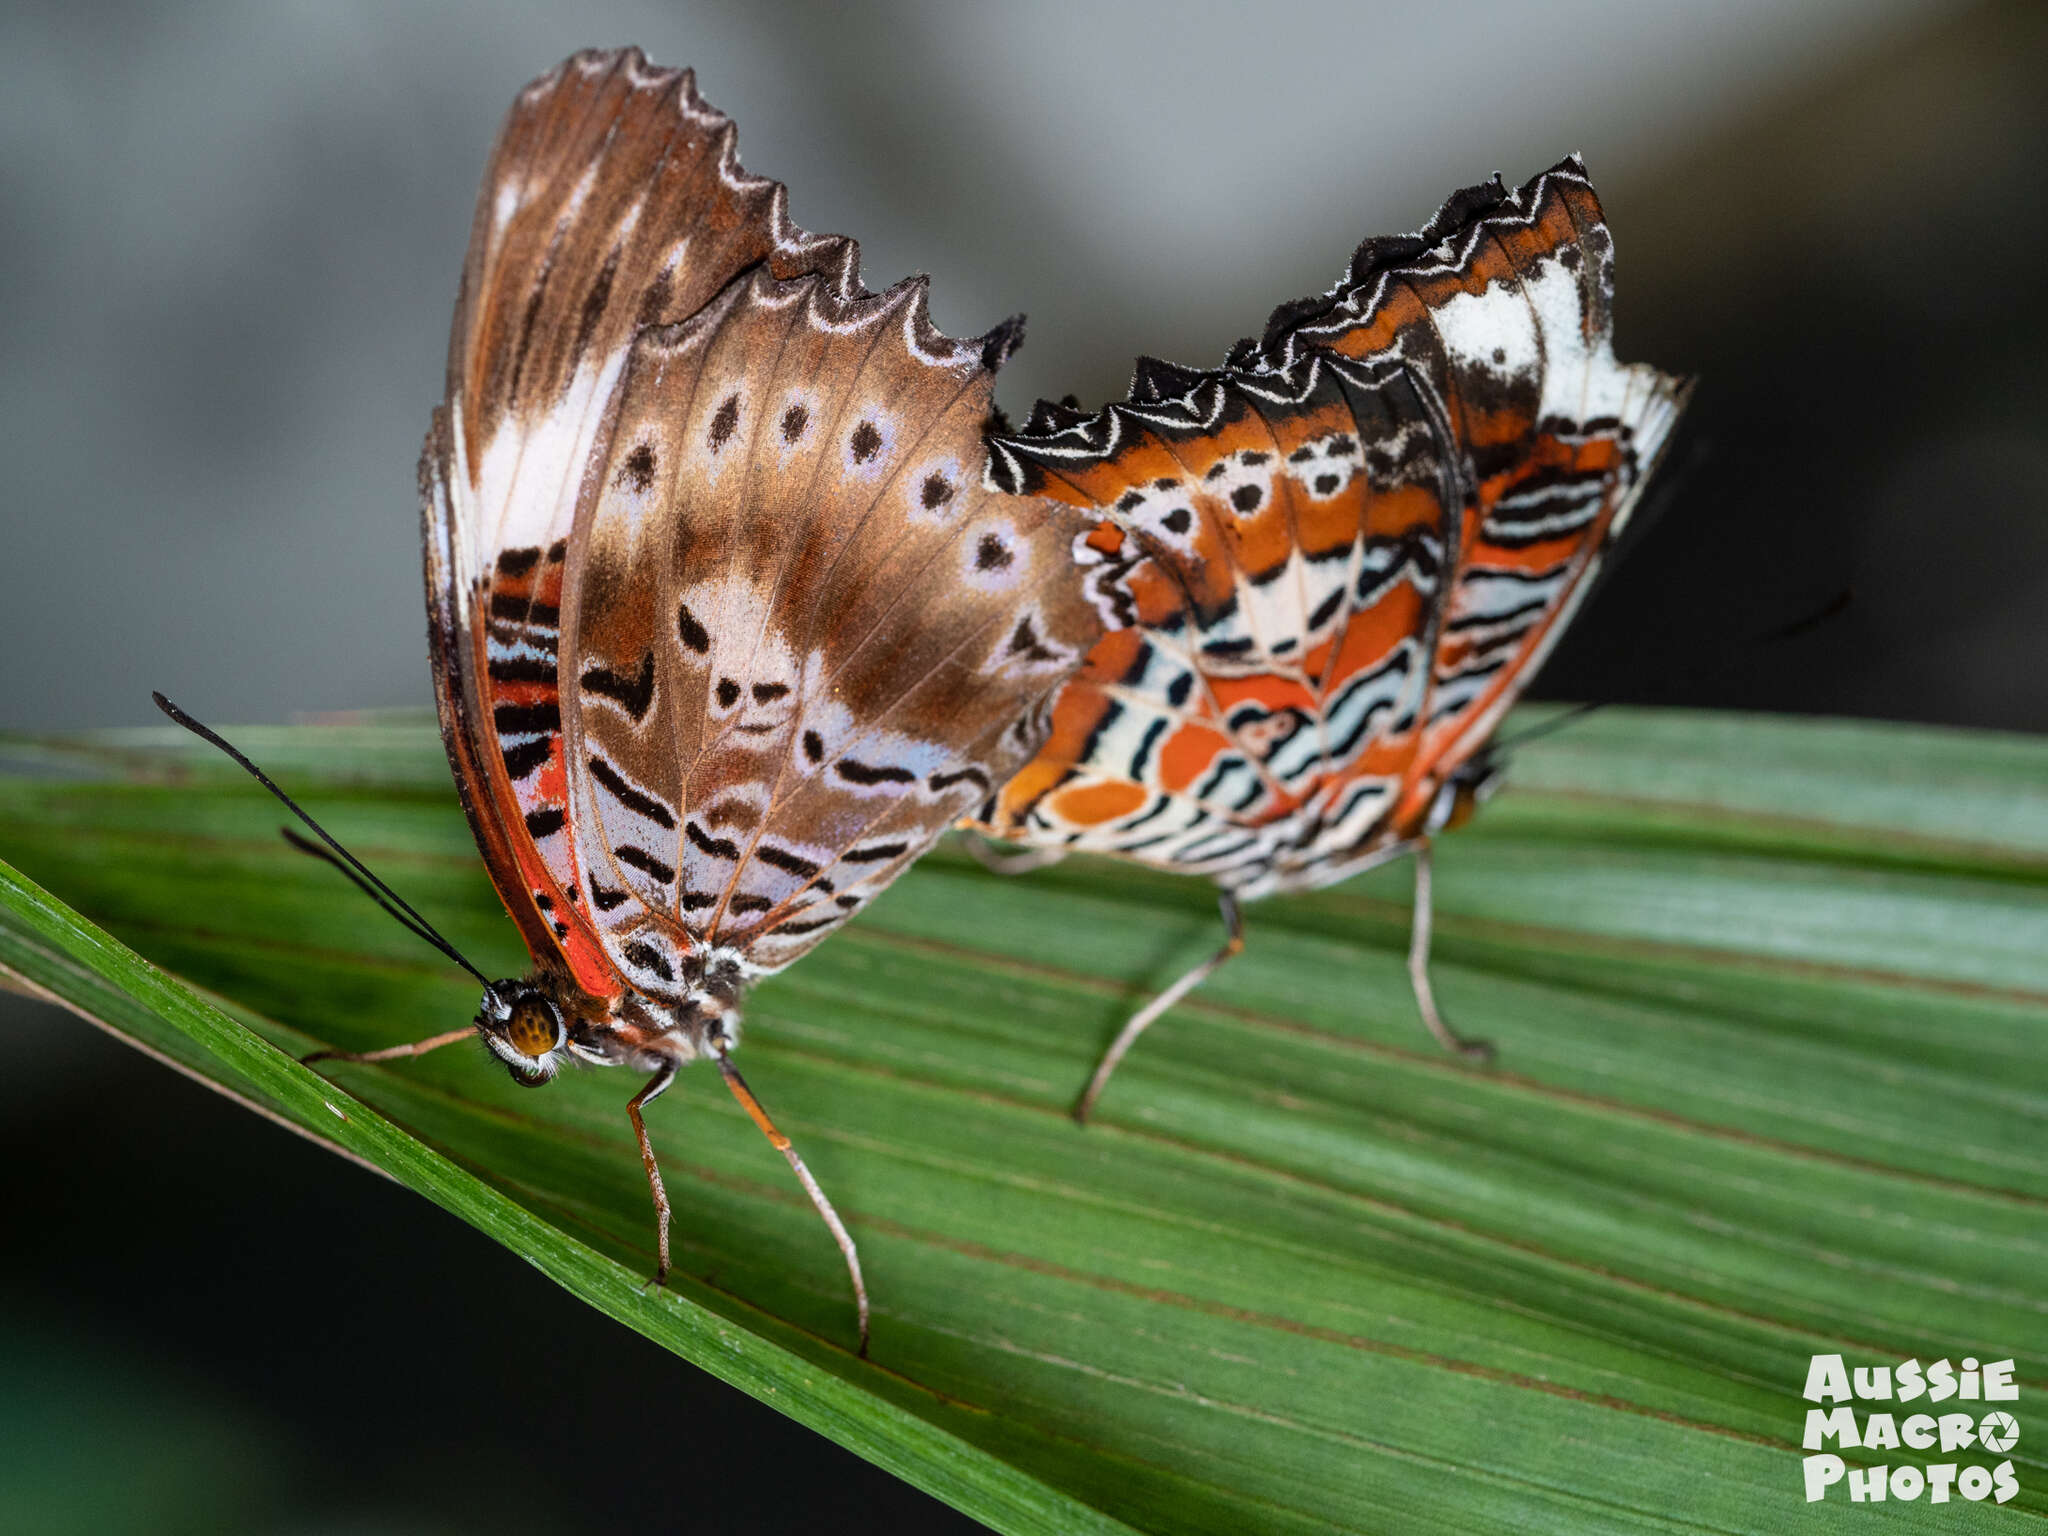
[1407,840,1494,1063]
[302,1027,474,1066]
[1075,891,1245,1126]
[717,1051,871,1358]
[626,1062,680,1286]
[959,829,1070,876]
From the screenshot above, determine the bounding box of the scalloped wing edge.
[984,155,1649,495]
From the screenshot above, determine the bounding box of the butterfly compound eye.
[505,994,563,1060]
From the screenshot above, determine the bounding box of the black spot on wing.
[500,738,551,780]
[708,393,740,451]
[587,755,675,829]
[621,939,673,982]
[615,845,675,885]
[524,807,565,840]
[494,700,560,736]
[685,822,741,861]
[495,547,541,578]
[580,652,655,720]
[850,420,882,462]
[754,845,821,879]
[676,603,710,654]
[839,841,909,864]
[619,442,656,493]
[1006,616,1057,662]
[488,654,556,685]
[837,759,915,786]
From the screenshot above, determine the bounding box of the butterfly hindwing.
[979,157,1686,896]
[564,263,1096,985]
[984,352,1464,879]
[1279,161,1688,825]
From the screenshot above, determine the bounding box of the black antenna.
[1757,585,1853,644]
[151,692,496,995]
[1490,700,1605,757]
[278,826,447,951]
[1496,587,1854,759]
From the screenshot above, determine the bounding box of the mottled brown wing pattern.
[425,48,827,998]
[979,158,1686,898]
[445,47,860,525]
[562,264,1096,992]
[424,46,1095,1006]
[404,46,1107,1345]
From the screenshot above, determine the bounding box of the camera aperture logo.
[1803,1354,2019,1505]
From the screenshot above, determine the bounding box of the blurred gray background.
[6,0,2043,735]
[5,2,2043,1533]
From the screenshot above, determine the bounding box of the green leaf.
[3,707,2043,1533]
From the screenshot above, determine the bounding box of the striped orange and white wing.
[979,157,1687,896]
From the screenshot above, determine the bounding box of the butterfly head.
[475,981,569,1087]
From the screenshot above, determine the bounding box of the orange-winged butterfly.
[161,48,1101,1354]
[971,158,1688,1119]
[158,51,1688,1348]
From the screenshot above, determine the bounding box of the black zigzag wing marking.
[580,652,657,720]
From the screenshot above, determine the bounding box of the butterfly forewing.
[426,47,1099,1007]
[1281,164,1687,833]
